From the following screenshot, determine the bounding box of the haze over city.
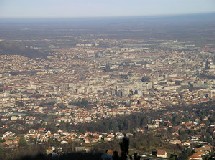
[0,0,215,18]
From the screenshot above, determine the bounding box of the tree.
[0,139,5,143]
[69,99,89,107]
[0,145,4,158]
[178,147,193,160]
[141,76,150,82]
[18,136,27,147]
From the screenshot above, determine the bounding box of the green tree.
[18,136,27,147]
[0,145,4,158]
[0,139,5,143]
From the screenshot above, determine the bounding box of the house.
[192,144,213,159]
[189,152,204,160]
[195,145,213,153]
[104,133,115,142]
[84,137,91,144]
[157,149,168,158]
[169,139,181,145]
[3,137,19,148]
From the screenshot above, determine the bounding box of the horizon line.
[0,11,215,19]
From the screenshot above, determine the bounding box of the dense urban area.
[0,14,215,160]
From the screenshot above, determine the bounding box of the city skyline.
[0,0,215,18]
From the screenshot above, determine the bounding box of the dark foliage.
[0,41,49,58]
[141,76,150,82]
[15,152,103,160]
[69,99,89,108]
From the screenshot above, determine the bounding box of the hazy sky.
[0,0,215,18]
